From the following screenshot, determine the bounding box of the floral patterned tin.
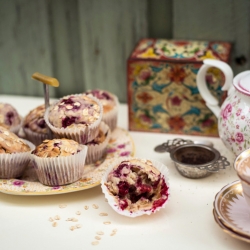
[127,39,231,136]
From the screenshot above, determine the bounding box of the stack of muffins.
[0,89,119,187]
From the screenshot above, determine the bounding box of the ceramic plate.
[213,209,250,243]
[213,180,250,237]
[0,127,135,196]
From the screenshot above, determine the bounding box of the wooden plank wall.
[0,0,249,102]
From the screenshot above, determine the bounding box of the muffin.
[85,89,119,131]
[0,103,22,134]
[85,121,111,164]
[0,126,34,178]
[23,104,51,145]
[31,138,88,186]
[45,94,103,144]
[101,158,170,217]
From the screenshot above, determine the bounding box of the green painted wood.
[78,0,148,103]
[0,0,55,97]
[173,0,250,75]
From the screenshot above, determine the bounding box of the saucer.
[213,180,250,237]
[213,209,250,243]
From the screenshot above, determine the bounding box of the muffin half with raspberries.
[0,126,35,178]
[31,138,87,186]
[101,158,170,217]
[44,94,103,144]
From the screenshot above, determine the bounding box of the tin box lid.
[129,39,231,63]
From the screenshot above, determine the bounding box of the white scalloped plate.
[0,127,135,196]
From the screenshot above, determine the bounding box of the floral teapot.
[197,59,250,156]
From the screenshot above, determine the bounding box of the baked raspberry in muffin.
[85,89,119,131]
[31,138,87,186]
[0,126,34,178]
[85,121,111,164]
[102,158,170,217]
[23,104,51,145]
[45,94,103,144]
[0,103,22,134]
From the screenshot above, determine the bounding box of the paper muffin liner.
[0,139,35,179]
[101,157,170,217]
[30,145,88,186]
[44,94,103,144]
[23,127,51,146]
[102,95,119,131]
[85,122,111,164]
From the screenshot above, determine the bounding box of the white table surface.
[0,95,249,250]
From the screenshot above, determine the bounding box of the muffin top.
[48,95,102,129]
[23,104,47,134]
[0,103,21,129]
[0,126,31,153]
[85,89,117,113]
[105,158,169,212]
[32,138,82,158]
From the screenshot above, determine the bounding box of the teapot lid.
[233,71,250,96]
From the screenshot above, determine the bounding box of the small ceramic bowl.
[170,144,229,179]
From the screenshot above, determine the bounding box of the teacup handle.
[196,59,234,118]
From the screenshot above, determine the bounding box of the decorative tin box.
[127,39,231,136]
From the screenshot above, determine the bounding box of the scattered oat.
[66,218,73,221]
[54,215,60,220]
[91,241,99,246]
[76,224,82,228]
[84,205,89,210]
[59,204,67,208]
[92,204,99,209]
[72,218,78,222]
[70,226,76,231]
[95,236,101,240]
[76,211,81,215]
[99,212,108,216]
[112,229,118,233]
[49,217,54,222]
[103,221,111,225]
[110,232,116,236]
[52,221,58,227]
[96,231,104,235]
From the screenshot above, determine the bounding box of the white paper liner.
[85,122,111,164]
[44,94,103,144]
[0,139,35,179]
[101,157,170,217]
[30,145,88,186]
[23,127,50,146]
[102,95,119,131]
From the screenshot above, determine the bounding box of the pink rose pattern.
[219,94,250,155]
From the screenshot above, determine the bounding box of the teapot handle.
[197,59,234,118]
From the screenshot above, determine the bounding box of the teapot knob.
[197,59,234,118]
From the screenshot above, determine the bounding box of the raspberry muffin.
[85,89,119,131]
[31,138,87,186]
[0,126,34,178]
[101,158,170,217]
[85,121,111,164]
[0,103,22,134]
[45,94,103,144]
[23,104,51,145]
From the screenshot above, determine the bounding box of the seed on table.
[76,211,81,215]
[52,222,58,227]
[110,231,116,236]
[92,204,99,209]
[49,217,54,222]
[70,226,76,231]
[66,218,73,221]
[112,229,118,233]
[54,215,60,220]
[99,212,108,216]
[91,241,99,245]
[59,204,67,208]
[95,236,101,240]
[96,231,104,235]
[84,205,89,210]
[103,221,111,225]
[72,218,78,222]
[76,224,82,228]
